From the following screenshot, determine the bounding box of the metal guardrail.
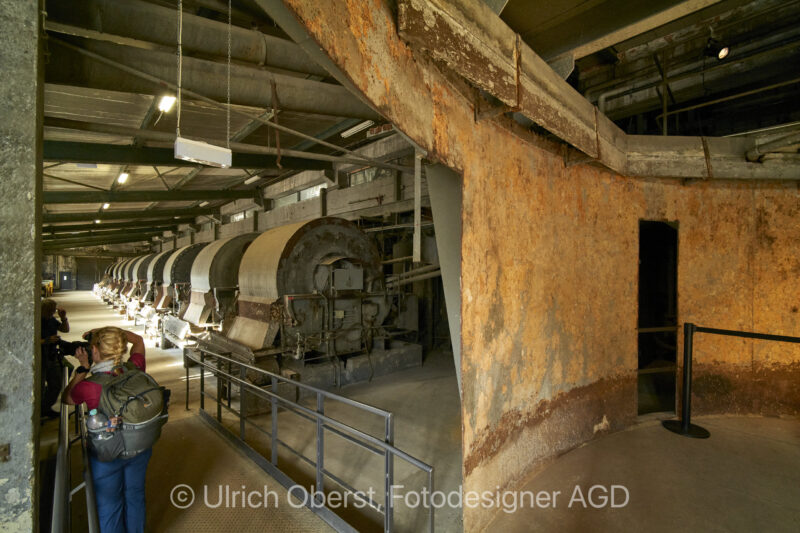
[50,368,100,533]
[184,347,435,533]
[663,322,800,439]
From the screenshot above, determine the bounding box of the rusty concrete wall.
[279,1,800,530]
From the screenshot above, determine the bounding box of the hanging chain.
[227,0,232,148]
[176,0,183,137]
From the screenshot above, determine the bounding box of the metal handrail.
[186,347,435,532]
[50,369,100,533]
[663,322,800,439]
[50,368,70,533]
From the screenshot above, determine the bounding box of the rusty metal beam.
[397,0,628,174]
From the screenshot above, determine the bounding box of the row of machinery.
[95,217,426,390]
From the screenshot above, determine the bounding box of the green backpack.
[86,361,170,461]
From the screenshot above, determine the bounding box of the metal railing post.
[384,414,395,533]
[316,393,325,502]
[428,468,435,533]
[200,350,205,411]
[271,375,278,465]
[239,365,247,440]
[663,322,710,438]
[184,352,190,411]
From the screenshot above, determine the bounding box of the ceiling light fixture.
[172,0,232,168]
[94,219,101,224]
[340,120,375,138]
[244,175,260,185]
[158,95,177,113]
[102,203,110,209]
[199,201,209,207]
[705,37,729,60]
[117,172,129,184]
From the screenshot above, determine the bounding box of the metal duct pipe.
[386,264,440,282]
[746,131,800,162]
[46,40,380,120]
[387,270,441,288]
[46,0,329,77]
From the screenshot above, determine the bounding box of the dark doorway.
[59,271,75,291]
[638,221,678,414]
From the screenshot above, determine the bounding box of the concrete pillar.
[0,0,43,530]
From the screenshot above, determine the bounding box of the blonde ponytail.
[92,326,127,367]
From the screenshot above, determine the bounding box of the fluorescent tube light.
[340,120,375,138]
[102,203,110,209]
[94,219,101,224]
[117,172,129,184]
[158,95,177,113]
[243,175,261,185]
[199,201,209,207]
[174,137,231,168]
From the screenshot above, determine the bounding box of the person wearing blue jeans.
[64,327,153,533]
[90,449,152,533]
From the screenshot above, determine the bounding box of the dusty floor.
[42,290,463,532]
[44,291,799,533]
[486,415,800,533]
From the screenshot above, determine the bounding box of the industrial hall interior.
[2,0,799,532]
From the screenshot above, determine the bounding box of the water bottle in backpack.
[86,409,113,440]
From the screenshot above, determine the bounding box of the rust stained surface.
[283,1,800,530]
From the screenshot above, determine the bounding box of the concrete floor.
[47,291,800,533]
[486,415,800,533]
[41,290,463,532]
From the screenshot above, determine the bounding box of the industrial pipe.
[745,131,800,162]
[386,264,440,282]
[386,270,441,288]
[47,39,380,120]
[46,0,329,77]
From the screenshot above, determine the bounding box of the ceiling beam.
[43,218,196,233]
[43,227,174,244]
[43,231,164,250]
[43,189,258,204]
[43,141,330,170]
[397,0,627,173]
[545,0,722,62]
[43,117,397,168]
[43,207,217,223]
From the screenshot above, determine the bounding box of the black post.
[185,353,190,411]
[663,322,710,438]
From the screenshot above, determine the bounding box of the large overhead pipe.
[46,39,380,120]
[43,189,258,204]
[746,131,800,162]
[46,0,330,77]
[44,207,217,223]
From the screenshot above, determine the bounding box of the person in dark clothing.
[41,298,69,418]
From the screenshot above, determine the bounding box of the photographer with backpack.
[64,327,167,533]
